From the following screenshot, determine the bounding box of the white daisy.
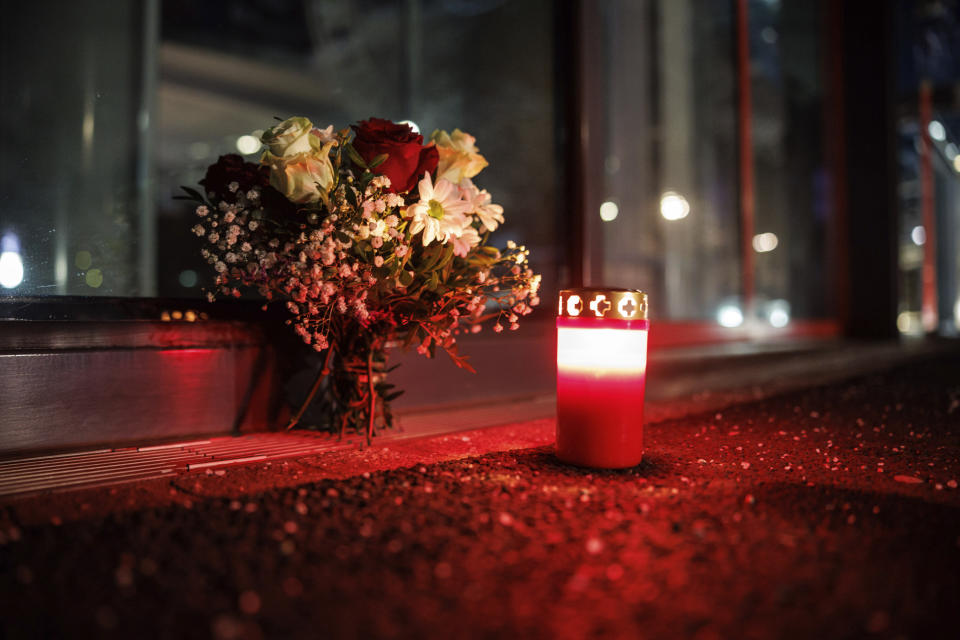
[451,226,480,258]
[460,178,504,232]
[406,173,472,246]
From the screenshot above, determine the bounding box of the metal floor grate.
[0,432,350,498]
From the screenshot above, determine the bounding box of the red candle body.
[556,316,648,469]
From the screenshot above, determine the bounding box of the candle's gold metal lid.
[558,288,648,321]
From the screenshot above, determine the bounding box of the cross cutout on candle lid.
[619,296,637,318]
[589,295,611,317]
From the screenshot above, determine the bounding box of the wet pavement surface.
[2,352,960,639]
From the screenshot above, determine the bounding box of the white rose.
[268,143,336,204]
[431,128,488,184]
[261,116,316,157]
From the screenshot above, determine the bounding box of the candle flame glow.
[557,325,647,375]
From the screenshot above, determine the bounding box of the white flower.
[405,173,472,246]
[461,179,504,232]
[361,200,376,219]
[369,219,387,239]
[261,117,316,157]
[312,125,337,144]
[451,227,480,258]
[385,193,403,209]
[265,146,335,204]
[431,129,488,184]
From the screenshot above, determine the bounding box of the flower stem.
[286,345,334,430]
[366,348,376,445]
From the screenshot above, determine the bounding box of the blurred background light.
[752,232,779,253]
[911,225,926,246]
[397,120,420,134]
[660,191,690,221]
[897,311,923,335]
[85,268,104,288]
[0,233,24,289]
[75,250,92,270]
[717,304,744,328]
[178,269,198,288]
[599,200,619,222]
[766,299,791,328]
[235,135,261,155]
[928,119,946,141]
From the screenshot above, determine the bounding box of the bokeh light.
[660,191,690,221]
[599,201,619,222]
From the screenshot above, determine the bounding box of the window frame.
[1,0,881,453]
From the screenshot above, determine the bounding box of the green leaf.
[435,243,455,272]
[368,153,389,169]
[344,186,358,208]
[344,143,367,169]
[466,253,496,267]
[419,242,449,272]
[359,172,374,192]
[179,186,207,203]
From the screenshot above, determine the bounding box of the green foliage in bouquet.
[181,117,541,440]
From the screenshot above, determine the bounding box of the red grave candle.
[556,288,649,469]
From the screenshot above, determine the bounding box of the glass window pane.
[749,0,832,323]
[157,0,561,302]
[596,0,740,322]
[895,0,960,336]
[594,0,835,328]
[1,0,561,303]
[0,2,154,296]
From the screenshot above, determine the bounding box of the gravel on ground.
[2,353,959,639]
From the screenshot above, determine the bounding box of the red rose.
[199,154,269,203]
[351,118,439,194]
[200,154,296,217]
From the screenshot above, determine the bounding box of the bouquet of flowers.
[182,117,541,440]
